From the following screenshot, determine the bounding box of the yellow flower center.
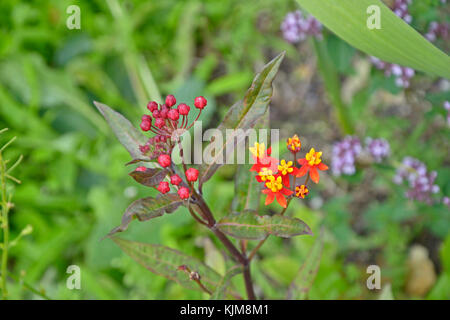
[265,176,283,193]
[295,185,309,198]
[278,159,294,175]
[305,148,322,166]
[249,142,266,158]
[287,134,301,151]
[258,168,273,181]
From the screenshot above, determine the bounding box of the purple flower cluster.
[392,0,412,24]
[393,157,440,204]
[365,137,390,163]
[331,136,362,176]
[425,22,450,42]
[370,56,415,88]
[281,11,322,44]
[332,137,391,176]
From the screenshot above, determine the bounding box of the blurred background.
[0,0,449,299]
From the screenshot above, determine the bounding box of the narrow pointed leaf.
[231,109,269,212]
[287,228,324,300]
[94,101,148,159]
[112,237,222,293]
[210,266,243,300]
[199,52,285,186]
[129,168,168,187]
[216,211,312,240]
[106,194,183,237]
[296,0,450,78]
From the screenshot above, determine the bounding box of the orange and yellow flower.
[287,134,301,153]
[295,185,309,199]
[297,148,329,183]
[261,175,293,208]
[250,142,279,173]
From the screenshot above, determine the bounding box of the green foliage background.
[0,0,448,299]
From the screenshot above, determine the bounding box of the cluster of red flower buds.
[137,94,207,200]
[250,134,328,208]
[139,94,207,159]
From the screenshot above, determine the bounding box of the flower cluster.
[370,56,415,88]
[136,95,207,200]
[393,157,440,204]
[365,137,390,163]
[331,136,362,176]
[425,21,449,42]
[392,0,412,24]
[250,136,328,208]
[332,136,390,176]
[280,11,322,44]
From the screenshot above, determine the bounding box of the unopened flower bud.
[165,95,176,107]
[170,174,182,186]
[147,101,159,112]
[157,181,170,194]
[177,103,190,115]
[168,109,180,121]
[178,187,190,199]
[158,154,171,168]
[185,168,199,182]
[194,96,207,109]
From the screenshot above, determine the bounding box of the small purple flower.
[425,21,449,42]
[331,136,362,176]
[365,138,390,163]
[443,196,450,208]
[370,56,415,88]
[394,157,440,204]
[281,11,322,44]
[392,0,412,24]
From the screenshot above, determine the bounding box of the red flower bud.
[165,95,176,107]
[136,166,147,172]
[185,168,199,182]
[170,174,182,186]
[140,120,151,131]
[154,118,165,128]
[194,96,207,109]
[147,101,158,112]
[168,109,180,121]
[158,154,171,168]
[160,107,169,119]
[157,181,170,194]
[177,103,190,115]
[178,187,190,199]
[142,115,152,122]
[152,110,161,118]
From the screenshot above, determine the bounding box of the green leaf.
[216,211,312,240]
[287,229,324,300]
[112,237,222,293]
[231,109,270,212]
[106,194,183,237]
[129,168,168,187]
[210,266,243,300]
[198,52,285,187]
[93,101,148,160]
[296,0,450,78]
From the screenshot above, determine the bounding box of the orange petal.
[265,192,275,206]
[282,174,290,188]
[297,158,307,166]
[291,167,300,176]
[275,192,287,208]
[296,165,309,177]
[281,188,293,196]
[318,162,329,171]
[310,167,320,183]
[267,146,272,155]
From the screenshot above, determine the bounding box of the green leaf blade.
[94,101,148,160]
[107,194,183,236]
[216,211,312,240]
[296,0,450,78]
[129,168,168,188]
[199,52,285,186]
[112,237,222,293]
